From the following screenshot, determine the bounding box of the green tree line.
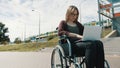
[0,22,10,44]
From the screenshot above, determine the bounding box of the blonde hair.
[65,5,79,22]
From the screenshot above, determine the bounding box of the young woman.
[58,5,105,68]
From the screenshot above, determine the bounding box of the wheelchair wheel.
[51,46,67,68]
[104,60,110,68]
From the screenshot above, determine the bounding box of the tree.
[0,22,10,44]
[14,37,22,44]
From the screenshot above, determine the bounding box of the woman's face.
[68,10,78,22]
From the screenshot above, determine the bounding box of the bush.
[14,37,22,44]
[47,35,56,41]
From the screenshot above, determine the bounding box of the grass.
[101,27,112,38]
[0,27,112,52]
[0,37,59,52]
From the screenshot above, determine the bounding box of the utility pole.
[32,10,41,42]
[79,0,87,23]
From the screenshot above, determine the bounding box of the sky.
[0,0,99,42]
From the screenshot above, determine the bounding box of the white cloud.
[0,0,99,42]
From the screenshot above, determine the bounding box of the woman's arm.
[58,21,83,39]
[68,33,83,39]
[58,20,69,36]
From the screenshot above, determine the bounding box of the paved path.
[102,37,120,55]
[0,52,51,68]
[105,55,120,68]
[102,37,120,68]
[0,37,119,68]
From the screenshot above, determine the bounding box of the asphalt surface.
[102,37,120,55]
[0,52,52,68]
[102,37,120,68]
[0,37,119,68]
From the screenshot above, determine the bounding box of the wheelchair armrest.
[59,35,68,44]
[59,35,68,40]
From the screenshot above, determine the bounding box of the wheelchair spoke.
[54,49,62,68]
[51,47,67,68]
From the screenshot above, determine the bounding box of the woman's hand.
[68,33,83,39]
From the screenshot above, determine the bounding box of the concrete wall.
[104,30,118,38]
[112,17,120,36]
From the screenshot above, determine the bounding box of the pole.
[32,10,40,42]
[79,0,87,23]
[38,12,40,42]
[97,0,102,26]
[80,4,82,22]
[24,23,26,43]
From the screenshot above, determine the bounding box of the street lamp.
[24,23,26,43]
[32,10,41,41]
[79,0,87,23]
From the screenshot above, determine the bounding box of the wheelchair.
[51,35,110,68]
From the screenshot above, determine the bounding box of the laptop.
[82,26,102,41]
